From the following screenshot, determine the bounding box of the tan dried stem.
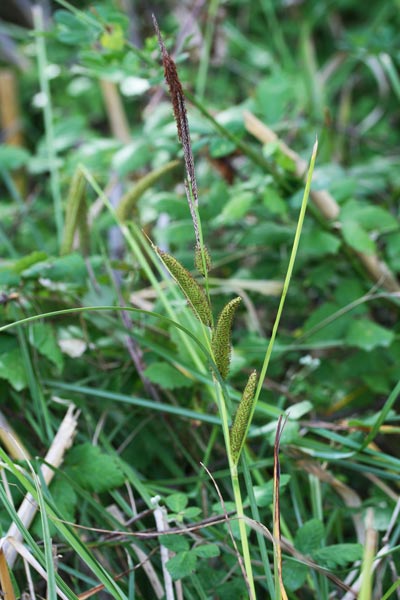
[3,405,80,567]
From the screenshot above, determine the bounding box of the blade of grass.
[245,139,318,438]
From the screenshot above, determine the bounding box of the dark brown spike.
[152,14,200,242]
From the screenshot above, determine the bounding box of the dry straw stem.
[0,410,30,460]
[3,404,80,567]
[157,249,213,327]
[100,79,131,143]
[243,110,400,293]
[212,296,241,379]
[0,547,14,600]
[229,370,258,465]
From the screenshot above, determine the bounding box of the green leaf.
[0,145,30,170]
[55,10,100,45]
[341,200,397,231]
[22,253,87,283]
[143,362,192,390]
[65,443,125,493]
[0,348,27,390]
[216,192,255,224]
[294,519,324,554]
[182,507,202,519]
[192,543,220,558]
[159,534,189,553]
[345,319,394,351]
[166,550,197,580]
[165,493,188,513]
[282,560,308,591]
[299,229,341,258]
[209,137,237,158]
[341,220,375,254]
[263,187,288,216]
[311,543,362,568]
[100,24,125,51]
[252,474,291,508]
[29,323,64,371]
[13,251,48,274]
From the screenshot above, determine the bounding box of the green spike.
[230,370,258,465]
[211,297,241,379]
[60,167,87,256]
[158,249,213,327]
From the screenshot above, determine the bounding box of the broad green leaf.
[311,543,362,568]
[217,192,254,224]
[193,544,220,558]
[341,200,397,231]
[241,222,293,246]
[0,145,30,170]
[166,550,197,580]
[144,362,192,390]
[345,319,394,351]
[341,220,375,254]
[302,302,349,343]
[182,507,202,519]
[0,348,27,390]
[29,323,63,371]
[299,229,341,258]
[159,534,189,553]
[209,137,237,158]
[282,560,308,591]
[165,493,188,513]
[294,519,324,554]
[14,251,48,274]
[65,443,125,493]
[252,474,291,508]
[55,10,100,45]
[263,186,288,216]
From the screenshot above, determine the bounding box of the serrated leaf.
[165,493,188,513]
[166,550,197,580]
[252,474,291,508]
[65,443,125,493]
[294,519,324,554]
[29,323,63,370]
[311,543,362,568]
[193,543,220,558]
[0,348,27,390]
[341,220,375,254]
[159,534,189,553]
[143,362,192,390]
[345,319,394,351]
